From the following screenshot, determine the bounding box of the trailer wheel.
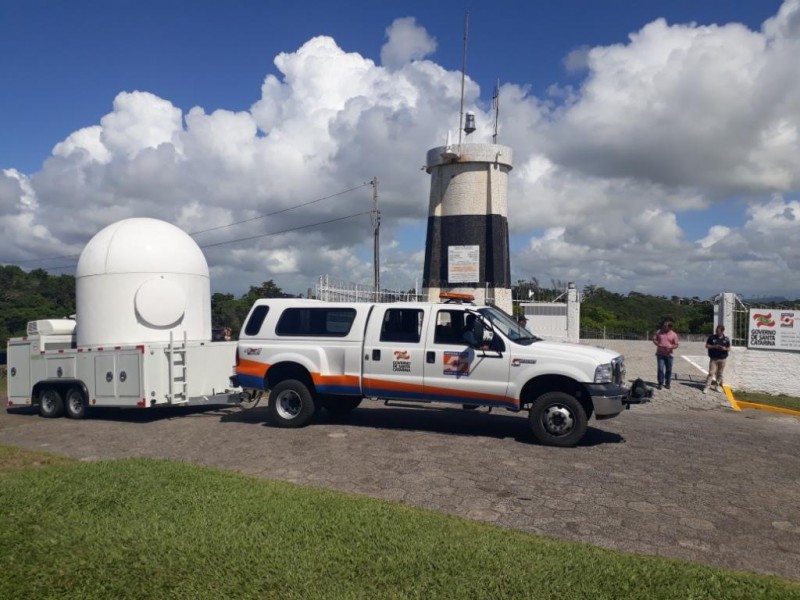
[65,387,88,420]
[268,379,316,428]
[320,395,362,415]
[39,388,65,419]
[529,392,587,448]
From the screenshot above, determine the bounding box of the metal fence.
[580,328,708,343]
[315,275,422,304]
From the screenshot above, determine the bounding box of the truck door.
[422,307,513,408]
[362,306,427,399]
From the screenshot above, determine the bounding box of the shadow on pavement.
[4,404,239,424]
[220,403,625,447]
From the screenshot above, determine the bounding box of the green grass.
[734,390,800,412]
[1,447,798,599]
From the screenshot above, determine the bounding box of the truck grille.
[611,356,625,385]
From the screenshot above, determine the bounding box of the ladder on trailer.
[167,331,188,404]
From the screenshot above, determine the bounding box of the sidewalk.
[584,340,732,413]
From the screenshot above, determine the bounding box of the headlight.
[594,363,613,383]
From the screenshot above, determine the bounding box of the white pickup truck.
[235,294,644,447]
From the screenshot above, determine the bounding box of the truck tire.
[39,388,65,419]
[268,379,316,428]
[65,387,88,420]
[320,395,362,415]
[529,392,588,448]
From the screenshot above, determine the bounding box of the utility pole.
[371,176,380,298]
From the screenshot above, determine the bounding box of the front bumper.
[585,382,651,419]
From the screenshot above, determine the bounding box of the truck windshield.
[477,306,541,345]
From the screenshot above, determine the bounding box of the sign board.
[748,309,800,351]
[448,245,479,283]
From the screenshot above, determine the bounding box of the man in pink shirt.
[652,319,680,390]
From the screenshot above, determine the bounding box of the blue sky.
[1,0,798,298]
[1,0,781,172]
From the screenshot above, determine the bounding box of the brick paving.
[2,340,799,581]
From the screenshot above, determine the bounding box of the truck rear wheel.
[529,392,587,448]
[65,387,88,420]
[320,396,362,415]
[39,388,65,419]
[268,379,316,428]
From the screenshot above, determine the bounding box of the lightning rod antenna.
[458,11,469,147]
[492,79,500,144]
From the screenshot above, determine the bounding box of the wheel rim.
[42,392,57,413]
[276,390,303,420]
[541,404,575,437]
[67,392,83,415]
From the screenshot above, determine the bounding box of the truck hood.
[515,340,620,365]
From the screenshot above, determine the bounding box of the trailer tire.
[65,387,88,420]
[529,392,587,448]
[320,395,362,415]
[39,388,65,419]
[268,379,316,428]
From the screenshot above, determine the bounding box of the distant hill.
[743,296,789,304]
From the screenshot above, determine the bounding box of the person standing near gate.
[703,325,731,394]
[652,319,679,390]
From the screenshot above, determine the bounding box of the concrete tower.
[422,142,514,313]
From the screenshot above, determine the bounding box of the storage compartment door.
[117,354,142,398]
[7,343,32,399]
[95,355,116,397]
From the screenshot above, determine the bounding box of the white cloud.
[3,3,800,301]
[546,6,800,195]
[380,17,437,70]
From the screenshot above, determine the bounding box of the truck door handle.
[372,349,381,361]
[426,351,435,363]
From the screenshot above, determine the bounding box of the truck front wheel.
[65,387,88,419]
[39,388,65,419]
[268,379,316,428]
[529,392,588,448]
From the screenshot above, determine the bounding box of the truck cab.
[236,295,640,447]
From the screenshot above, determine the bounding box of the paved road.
[2,341,799,581]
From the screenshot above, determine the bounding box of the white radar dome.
[75,218,212,347]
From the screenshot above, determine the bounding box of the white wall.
[726,347,800,396]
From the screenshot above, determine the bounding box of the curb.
[723,385,800,417]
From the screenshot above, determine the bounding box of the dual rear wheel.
[267,380,362,428]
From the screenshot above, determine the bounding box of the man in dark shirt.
[703,325,731,394]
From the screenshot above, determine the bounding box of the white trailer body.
[7,321,239,415]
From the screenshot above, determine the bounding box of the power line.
[199,211,373,249]
[29,210,375,271]
[189,183,371,236]
[5,183,372,267]
[11,253,81,265]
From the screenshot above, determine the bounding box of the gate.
[715,292,765,347]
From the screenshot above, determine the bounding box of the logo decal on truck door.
[443,351,471,376]
[392,350,411,372]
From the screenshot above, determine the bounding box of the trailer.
[5,217,242,418]
[7,319,239,417]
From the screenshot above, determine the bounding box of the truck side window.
[276,308,357,337]
[433,310,466,345]
[380,309,423,343]
[244,305,269,336]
